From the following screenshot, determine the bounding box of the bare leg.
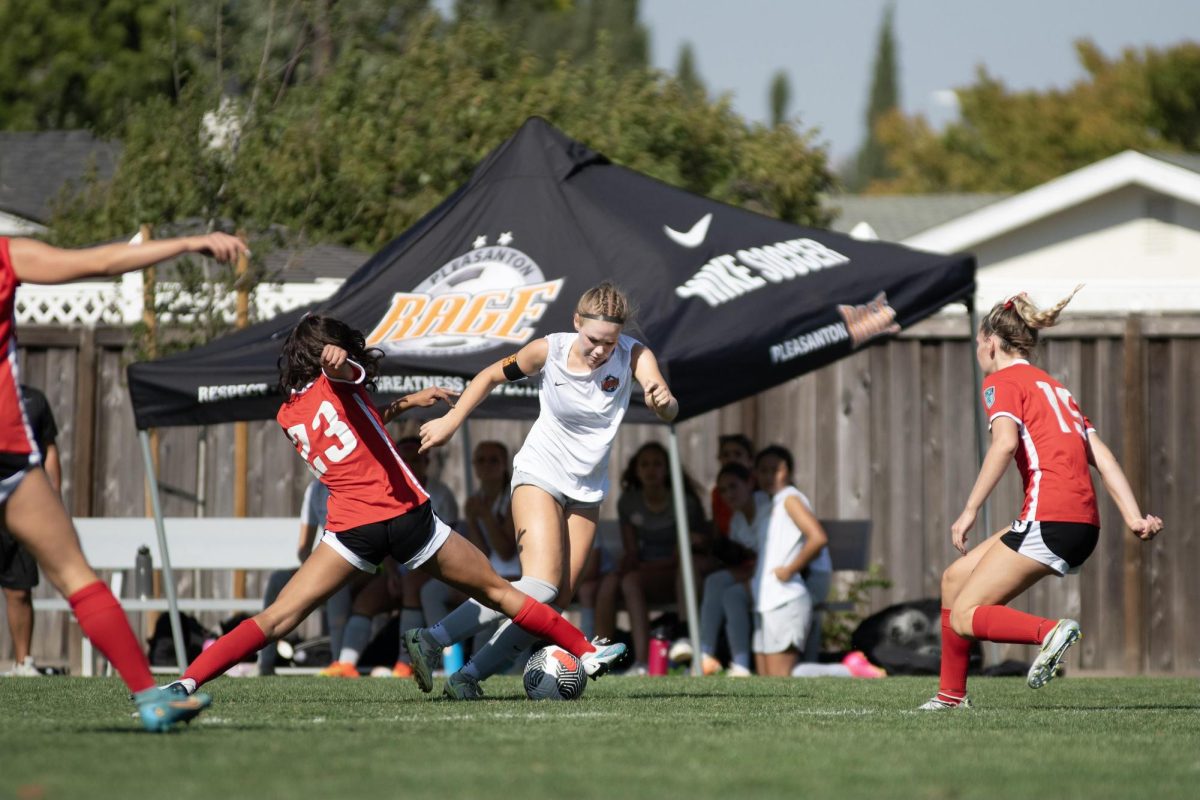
[762,650,798,677]
[949,542,1055,638]
[254,544,360,641]
[3,468,100,597]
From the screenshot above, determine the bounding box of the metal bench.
[31,517,300,675]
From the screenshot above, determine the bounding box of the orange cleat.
[318,660,360,678]
[391,661,415,679]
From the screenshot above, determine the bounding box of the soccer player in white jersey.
[407,282,679,699]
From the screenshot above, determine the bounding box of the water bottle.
[648,628,670,676]
[135,546,153,600]
[443,642,465,674]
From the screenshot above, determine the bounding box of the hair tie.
[1003,299,1014,310]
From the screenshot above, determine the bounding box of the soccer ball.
[523,645,588,701]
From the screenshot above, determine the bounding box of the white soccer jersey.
[512,332,639,504]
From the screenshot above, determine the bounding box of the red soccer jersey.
[982,361,1099,526]
[0,238,37,456]
[276,361,428,532]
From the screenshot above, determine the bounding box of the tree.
[462,0,648,71]
[872,40,1200,193]
[0,0,182,131]
[769,70,791,127]
[676,42,705,97]
[54,14,833,257]
[847,2,899,191]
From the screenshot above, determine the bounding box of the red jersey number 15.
[1035,380,1085,436]
[287,400,359,476]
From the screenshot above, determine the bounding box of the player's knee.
[941,563,966,605]
[949,605,976,638]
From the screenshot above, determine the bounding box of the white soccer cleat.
[917,695,973,711]
[579,637,626,679]
[442,671,485,701]
[1028,619,1081,689]
[3,657,40,677]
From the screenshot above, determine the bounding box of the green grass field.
[1,675,1196,800]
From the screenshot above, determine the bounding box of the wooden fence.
[5,315,1197,674]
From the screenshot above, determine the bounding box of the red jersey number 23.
[286,400,358,476]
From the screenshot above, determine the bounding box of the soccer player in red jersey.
[921,287,1163,710]
[169,315,625,696]
[1,232,246,730]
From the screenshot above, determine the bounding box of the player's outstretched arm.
[379,387,459,424]
[8,233,247,285]
[1086,432,1164,540]
[631,345,678,423]
[419,338,549,453]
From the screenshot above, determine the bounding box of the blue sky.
[640,0,1200,163]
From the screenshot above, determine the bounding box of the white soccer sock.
[337,614,372,664]
[434,577,558,646]
[180,677,197,695]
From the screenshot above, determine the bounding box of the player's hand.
[419,415,457,453]
[320,345,348,372]
[642,381,671,410]
[951,508,977,554]
[772,565,794,582]
[1130,514,1164,541]
[407,386,459,409]
[189,232,248,263]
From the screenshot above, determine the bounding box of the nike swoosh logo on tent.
[663,213,712,248]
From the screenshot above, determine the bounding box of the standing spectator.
[614,441,710,673]
[751,445,831,677]
[1,385,58,676]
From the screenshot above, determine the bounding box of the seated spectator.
[607,442,711,673]
[699,462,764,676]
[421,441,514,658]
[321,435,460,678]
[259,478,354,676]
[750,445,831,677]
[710,434,756,537]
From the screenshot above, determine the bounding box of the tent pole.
[966,300,990,535]
[139,429,187,669]
[460,419,475,500]
[666,426,702,676]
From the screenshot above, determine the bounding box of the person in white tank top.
[411,282,679,699]
[752,444,831,677]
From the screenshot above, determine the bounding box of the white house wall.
[966,186,1200,312]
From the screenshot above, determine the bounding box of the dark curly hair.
[278,314,383,394]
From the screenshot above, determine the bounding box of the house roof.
[904,150,1200,253]
[0,131,120,224]
[828,193,1008,242]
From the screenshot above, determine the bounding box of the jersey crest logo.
[984,386,996,409]
[601,375,620,393]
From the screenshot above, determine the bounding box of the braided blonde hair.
[576,281,632,324]
[980,285,1083,356]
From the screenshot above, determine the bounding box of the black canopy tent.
[128,117,977,668]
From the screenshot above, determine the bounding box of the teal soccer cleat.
[134,686,212,732]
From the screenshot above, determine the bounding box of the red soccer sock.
[971,605,1056,645]
[938,608,970,703]
[511,596,594,658]
[183,618,267,688]
[68,581,155,694]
